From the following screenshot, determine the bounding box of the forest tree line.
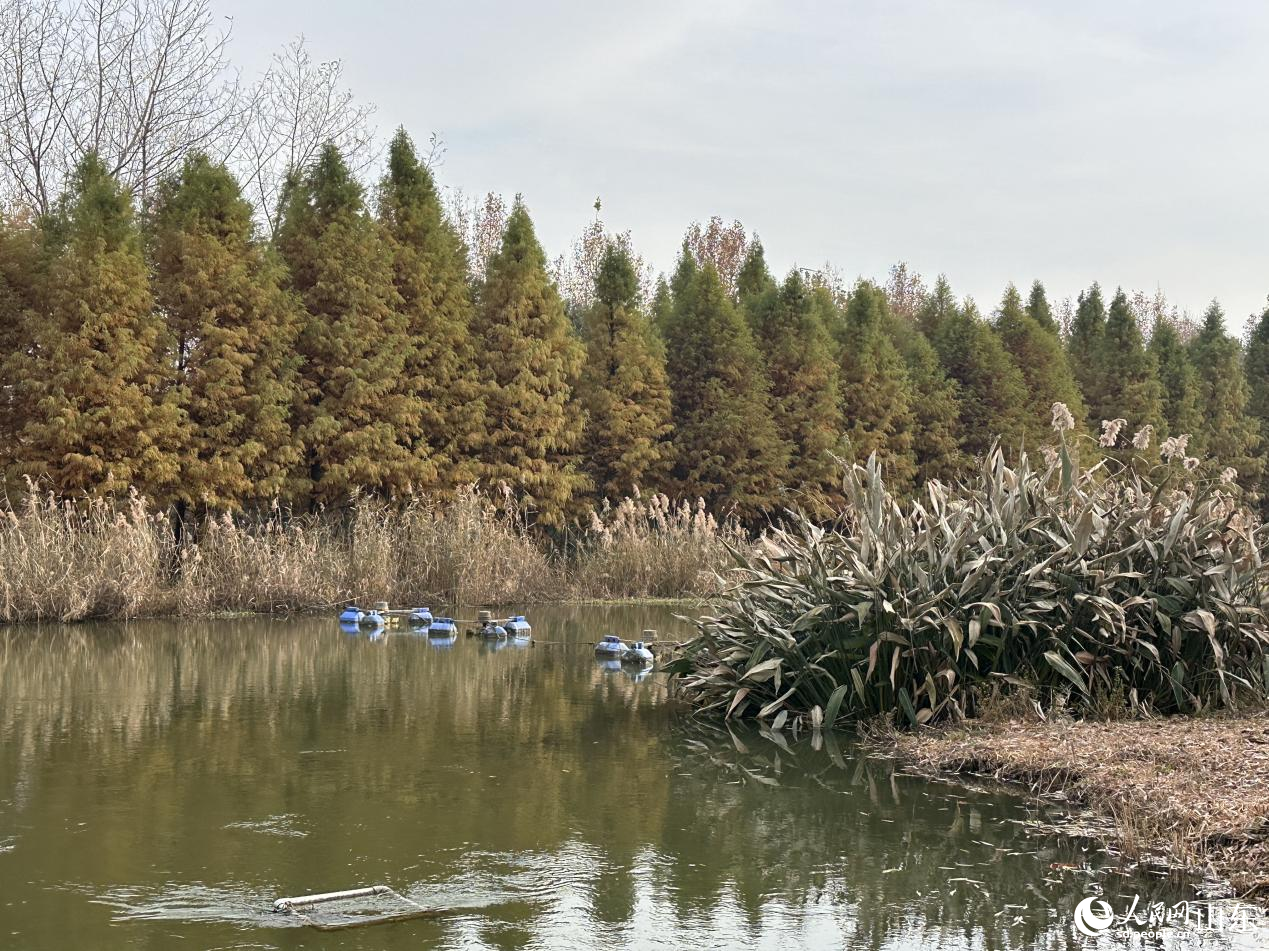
[2,131,1269,528]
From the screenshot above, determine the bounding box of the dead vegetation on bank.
[878,711,1269,897]
[0,486,742,622]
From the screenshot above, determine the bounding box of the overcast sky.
[215,0,1269,328]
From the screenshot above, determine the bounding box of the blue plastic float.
[595,634,626,656]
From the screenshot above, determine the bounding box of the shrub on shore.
[667,418,1269,727]
[0,486,737,623]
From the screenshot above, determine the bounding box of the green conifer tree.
[661,243,698,337]
[151,153,302,510]
[917,275,958,339]
[736,240,776,307]
[1243,302,1269,509]
[886,313,965,484]
[1148,317,1202,440]
[576,242,673,500]
[0,215,38,479]
[468,200,586,527]
[665,262,788,521]
[1067,284,1106,413]
[377,129,486,492]
[996,283,1085,443]
[274,143,423,504]
[926,291,1028,460]
[839,282,917,491]
[7,154,181,497]
[650,277,674,340]
[1025,280,1058,334]
[750,271,844,512]
[1095,289,1165,433]
[1245,303,1269,436]
[1189,301,1260,477]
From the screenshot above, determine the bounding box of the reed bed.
[565,492,745,600]
[0,485,738,623]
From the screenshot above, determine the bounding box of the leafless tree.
[446,188,508,283]
[234,35,376,235]
[884,261,927,321]
[1129,287,1196,343]
[0,0,239,213]
[551,200,653,312]
[683,216,749,297]
[0,5,385,232]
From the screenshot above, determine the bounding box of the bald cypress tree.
[917,275,958,339]
[736,240,776,307]
[1025,280,1058,334]
[924,289,1028,460]
[1068,284,1107,413]
[996,283,1085,443]
[576,243,672,500]
[469,200,586,527]
[1244,303,1269,509]
[1246,303,1269,436]
[650,277,674,340]
[665,259,787,521]
[663,243,698,335]
[275,143,422,504]
[886,312,964,484]
[1148,317,1202,440]
[151,153,302,510]
[1189,301,1260,477]
[6,154,181,498]
[378,129,485,492]
[1095,288,1164,433]
[750,271,844,512]
[840,282,917,492]
[0,215,38,481]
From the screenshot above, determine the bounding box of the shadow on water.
[0,607,1264,949]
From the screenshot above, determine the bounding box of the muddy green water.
[0,604,1264,950]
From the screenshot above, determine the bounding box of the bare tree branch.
[234,35,376,235]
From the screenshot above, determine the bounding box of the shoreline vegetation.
[872,711,1269,898]
[666,419,1269,897]
[0,486,738,623]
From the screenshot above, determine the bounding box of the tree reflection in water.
[0,609,1251,950]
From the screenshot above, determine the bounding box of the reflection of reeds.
[0,488,738,622]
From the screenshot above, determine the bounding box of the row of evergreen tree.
[2,129,1268,526]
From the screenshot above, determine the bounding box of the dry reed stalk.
[883,712,1269,896]
[0,485,733,622]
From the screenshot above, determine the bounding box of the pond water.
[0,603,1264,950]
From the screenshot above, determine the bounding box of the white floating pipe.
[274,885,392,913]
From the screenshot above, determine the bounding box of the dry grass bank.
[0,486,739,623]
[878,712,1269,897]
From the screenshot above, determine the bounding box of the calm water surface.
[0,604,1264,950]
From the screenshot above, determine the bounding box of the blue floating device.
[504,616,531,637]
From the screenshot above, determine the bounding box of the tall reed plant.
[668,413,1269,727]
